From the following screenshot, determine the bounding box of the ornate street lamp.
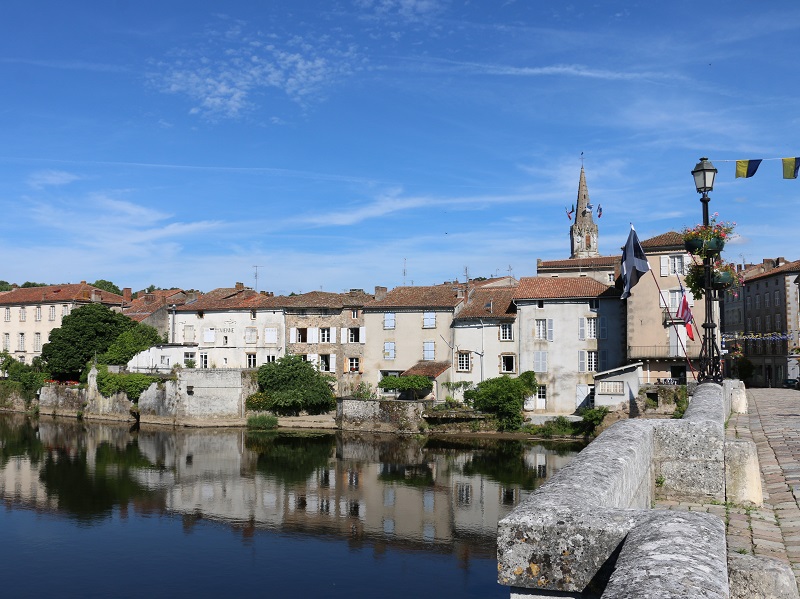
[691,157,722,383]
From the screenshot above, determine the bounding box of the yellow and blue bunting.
[783,157,800,179]
[735,159,762,178]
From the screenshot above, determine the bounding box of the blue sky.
[1,1,799,295]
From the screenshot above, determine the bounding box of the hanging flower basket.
[684,259,743,299]
[712,270,734,289]
[682,213,735,257]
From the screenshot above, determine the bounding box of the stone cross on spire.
[570,166,599,259]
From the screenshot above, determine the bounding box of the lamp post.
[691,157,723,383]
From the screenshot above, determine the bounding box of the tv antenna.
[253,265,264,293]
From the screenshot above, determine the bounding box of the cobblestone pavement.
[656,387,800,589]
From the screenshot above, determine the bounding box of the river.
[0,413,584,598]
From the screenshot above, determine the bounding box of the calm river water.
[0,414,584,598]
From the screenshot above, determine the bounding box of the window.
[197,310,204,319]
[535,319,553,341]
[296,328,308,342]
[500,323,513,341]
[456,482,472,506]
[49,305,56,321]
[765,315,771,332]
[35,306,41,321]
[384,342,395,360]
[585,317,597,339]
[669,255,685,275]
[245,327,258,344]
[535,300,544,309]
[755,295,760,309]
[222,335,229,345]
[161,356,170,366]
[320,328,331,343]
[250,309,257,320]
[500,354,516,373]
[775,290,781,306]
[588,299,599,311]
[319,354,331,372]
[62,304,69,316]
[17,333,25,351]
[2,333,9,351]
[533,351,547,372]
[264,327,278,344]
[580,350,598,372]
[423,341,435,361]
[348,328,360,343]
[203,328,215,343]
[34,333,41,352]
[199,353,208,368]
[265,355,277,363]
[246,353,257,368]
[348,357,360,372]
[351,308,359,319]
[457,352,471,372]
[765,293,770,308]
[4,307,9,321]
[755,317,761,332]
[19,307,26,322]
[537,385,547,401]
[384,313,395,329]
[423,312,436,328]
[183,352,195,365]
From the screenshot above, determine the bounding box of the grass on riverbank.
[247,414,279,430]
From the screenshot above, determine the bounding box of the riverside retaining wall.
[337,397,433,433]
[497,381,795,599]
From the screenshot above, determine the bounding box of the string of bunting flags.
[722,331,797,341]
[711,156,800,179]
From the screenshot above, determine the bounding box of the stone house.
[129,283,285,372]
[515,276,624,414]
[450,282,519,392]
[280,289,375,396]
[122,287,191,339]
[362,283,468,399]
[0,282,126,365]
[625,231,705,384]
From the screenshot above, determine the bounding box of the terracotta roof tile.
[515,277,617,300]
[640,231,684,250]
[744,259,800,283]
[365,284,465,310]
[401,361,451,377]
[177,288,262,312]
[456,287,516,320]
[278,290,374,310]
[537,256,619,270]
[0,283,125,306]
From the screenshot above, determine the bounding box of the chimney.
[235,282,244,291]
[91,289,102,302]
[144,293,156,304]
[123,287,132,302]
[80,280,87,285]
[374,286,387,301]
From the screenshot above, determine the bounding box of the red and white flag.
[676,286,694,341]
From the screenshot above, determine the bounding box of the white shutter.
[203,327,215,343]
[547,319,554,342]
[599,317,607,340]
[660,256,669,276]
[184,325,195,343]
[579,318,585,340]
[579,350,586,372]
[264,327,278,344]
[331,327,337,343]
[359,326,366,344]
[688,294,694,307]
[308,353,318,366]
[330,354,337,372]
[384,342,395,359]
[290,328,297,343]
[245,327,258,344]
[308,327,319,343]
[684,255,692,271]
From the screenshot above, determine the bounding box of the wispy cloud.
[150,20,364,119]
[27,170,82,190]
[0,57,126,73]
[353,0,448,22]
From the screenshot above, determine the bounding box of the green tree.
[0,352,50,401]
[20,281,48,288]
[0,280,12,291]
[464,374,535,431]
[100,322,162,365]
[377,375,432,400]
[91,279,122,295]
[255,354,335,416]
[41,303,136,380]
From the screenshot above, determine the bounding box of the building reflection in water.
[0,414,583,560]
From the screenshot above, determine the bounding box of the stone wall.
[497,381,785,599]
[337,397,432,433]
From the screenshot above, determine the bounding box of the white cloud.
[27,170,82,190]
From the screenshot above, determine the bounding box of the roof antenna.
[253,265,264,293]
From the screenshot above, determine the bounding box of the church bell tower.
[570,166,599,259]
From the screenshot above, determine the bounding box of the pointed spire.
[570,166,600,259]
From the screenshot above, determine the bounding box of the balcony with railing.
[628,345,702,360]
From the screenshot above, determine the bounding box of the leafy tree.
[255,354,335,416]
[20,281,48,288]
[0,352,50,401]
[100,322,161,365]
[0,280,12,291]
[465,373,537,431]
[41,303,136,380]
[91,279,122,295]
[378,375,432,400]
